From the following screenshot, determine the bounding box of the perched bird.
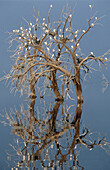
[33,37,40,44]
[49,31,55,37]
[76,57,83,64]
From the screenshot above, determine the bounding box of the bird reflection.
[4,98,109,169]
[102,74,109,93]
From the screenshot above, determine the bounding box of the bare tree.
[0,4,110,102]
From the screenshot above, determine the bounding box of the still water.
[0,0,110,169]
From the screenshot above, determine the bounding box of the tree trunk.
[51,70,64,101]
[47,101,61,132]
[30,67,36,98]
[29,49,36,98]
[73,68,83,103]
[72,100,83,125]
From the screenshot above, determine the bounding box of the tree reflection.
[3,98,109,169]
